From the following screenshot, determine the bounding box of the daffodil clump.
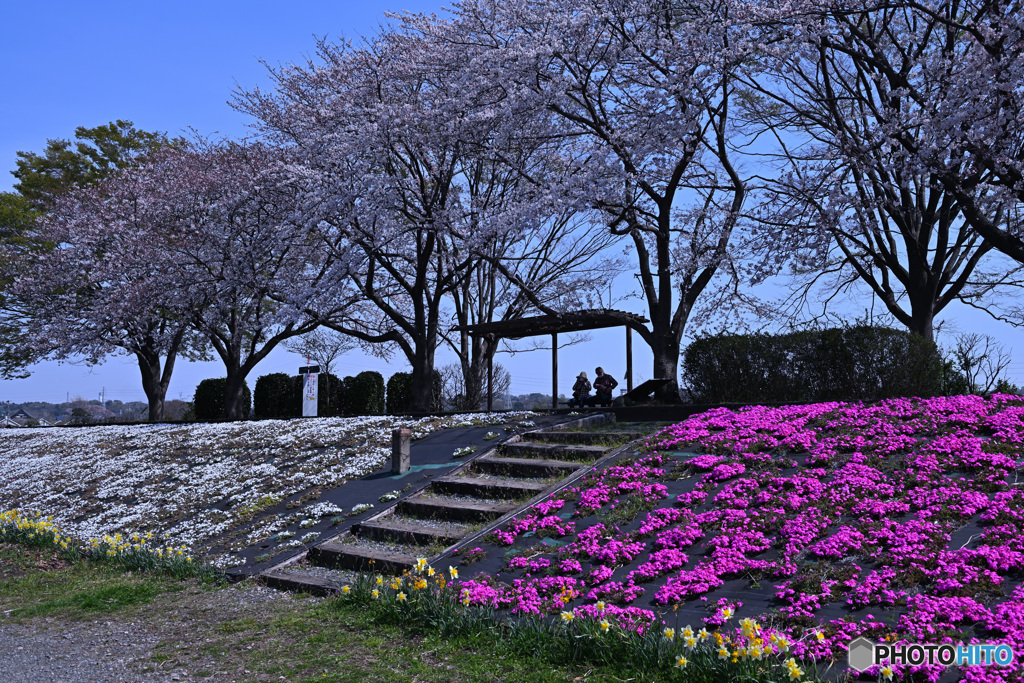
[0,509,77,560]
[331,559,824,681]
[1,509,213,580]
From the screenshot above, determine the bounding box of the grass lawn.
[0,543,648,682]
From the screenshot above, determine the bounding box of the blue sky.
[0,0,654,404]
[1,1,1021,405]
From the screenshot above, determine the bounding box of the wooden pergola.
[450,309,649,411]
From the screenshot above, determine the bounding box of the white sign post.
[300,365,320,417]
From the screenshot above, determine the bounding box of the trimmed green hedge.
[254,372,346,418]
[682,326,943,404]
[385,371,443,414]
[254,373,295,419]
[193,378,252,420]
[347,371,385,416]
[386,372,413,414]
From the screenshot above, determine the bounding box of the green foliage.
[994,378,1021,395]
[253,372,345,418]
[0,193,45,379]
[254,372,296,419]
[0,509,214,583]
[940,360,971,397]
[386,371,443,414]
[317,372,345,417]
[683,326,944,403]
[192,378,252,420]
[347,371,385,416]
[386,372,414,414]
[12,120,171,209]
[330,571,824,682]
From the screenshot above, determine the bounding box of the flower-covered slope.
[0,412,535,563]
[457,396,1024,681]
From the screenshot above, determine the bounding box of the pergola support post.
[626,326,633,393]
[487,343,494,413]
[552,332,558,410]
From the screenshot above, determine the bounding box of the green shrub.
[192,378,252,420]
[347,371,385,415]
[254,372,298,419]
[255,372,348,418]
[302,372,344,417]
[682,326,943,404]
[386,372,413,414]
[386,371,444,414]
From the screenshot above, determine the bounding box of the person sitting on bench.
[568,371,591,409]
[591,367,618,407]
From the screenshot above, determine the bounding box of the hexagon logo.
[848,637,876,672]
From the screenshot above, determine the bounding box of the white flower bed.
[0,412,537,556]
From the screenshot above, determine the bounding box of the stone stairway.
[259,416,644,595]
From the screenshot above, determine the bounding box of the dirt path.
[0,581,313,683]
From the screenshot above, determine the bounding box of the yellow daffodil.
[415,557,428,573]
[341,585,351,594]
[663,627,675,640]
[788,666,803,680]
[376,575,384,586]
[371,589,379,599]
[880,666,894,681]
[599,620,610,632]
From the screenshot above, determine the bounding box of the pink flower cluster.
[458,395,1024,678]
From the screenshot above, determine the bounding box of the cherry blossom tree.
[412,0,759,400]
[1,121,172,381]
[9,150,203,421]
[154,140,355,420]
[238,25,615,411]
[739,0,1021,341]
[12,140,354,422]
[892,1,1024,264]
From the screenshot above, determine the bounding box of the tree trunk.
[906,285,936,343]
[137,354,168,422]
[223,371,248,421]
[410,342,436,413]
[650,330,681,403]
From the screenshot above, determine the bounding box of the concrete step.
[473,455,585,478]
[262,569,340,596]
[498,441,608,461]
[308,541,418,574]
[527,430,645,446]
[397,496,517,523]
[261,563,360,596]
[354,517,467,546]
[430,475,547,500]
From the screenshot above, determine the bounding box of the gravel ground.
[0,619,181,682]
[0,581,310,683]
